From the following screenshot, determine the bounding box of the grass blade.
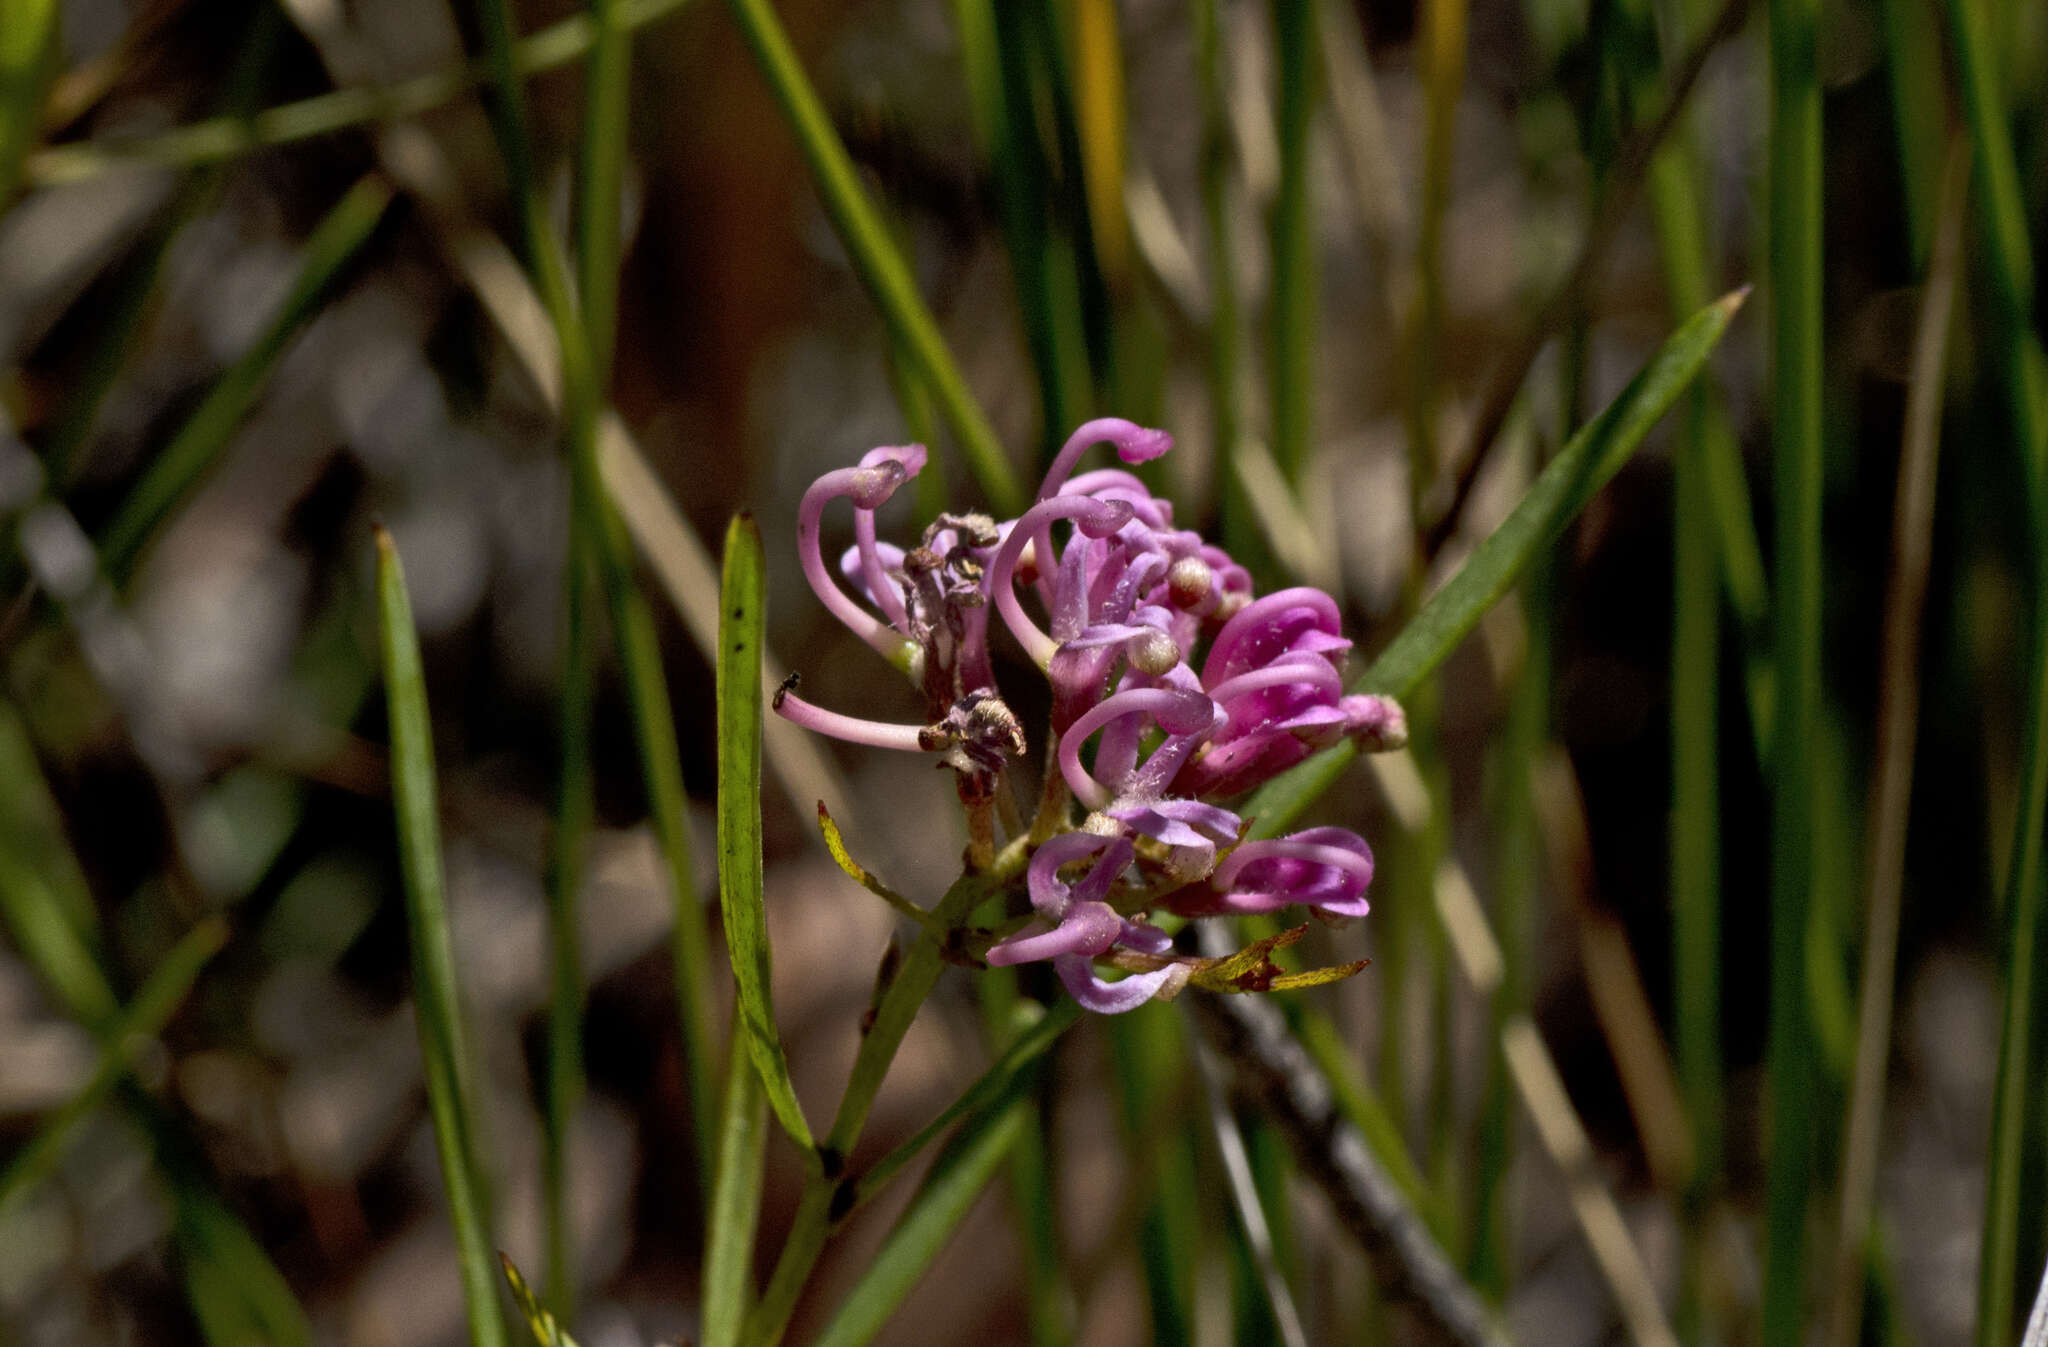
[716,512,812,1147]
[1405,0,1465,509]
[1240,287,1748,836]
[374,527,509,1347]
[22,0,702,188]
[0,707,310,1344]
[1762,0,1824,1326]
[701,1019,768,1347]
[848,995,1082,1212]
[0,916,225,1208]
[0,0,58,201]
[1268,0,1317,487]
[723,0,1022,513]
[1829,142,1965,1347]
[542,537,595,1318]
[811,1082,1030,1347]
[96,174,394,580]
[502,1255,583,1347]
[467,0,720,1189]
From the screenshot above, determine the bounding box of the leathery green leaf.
[716,513,813,1148]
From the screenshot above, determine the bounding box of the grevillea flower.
[985,833,1187,1012]
[776,420,1405,1012]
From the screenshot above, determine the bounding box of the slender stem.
[1828,142,1964,1347]
[469,0,720,1192]
[1269,0,1318,487]
[743,847,1028,1347]
[543,530,595,1318]
[1762,0,1824,1329]
[1406,0,1465,531]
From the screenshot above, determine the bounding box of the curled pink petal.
[985,901,1124,966]
[1055,954,1183,1014]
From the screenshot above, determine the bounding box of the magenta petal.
[1055,955,1179,1014]
[986,902,1125,966]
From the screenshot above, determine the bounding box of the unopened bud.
[1167,555,1213,608]
[1128,629,1181,676]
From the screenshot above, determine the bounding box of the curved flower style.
[1180,827,1376,920]
[775,419,1405,1012]
[986,834,1185,1013]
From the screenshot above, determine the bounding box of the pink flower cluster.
[775,419,1404,1012]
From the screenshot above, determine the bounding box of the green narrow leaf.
[723,0,1023,513]
[469,0,718,1192]
[716,513,812,1147]
[701,1025,768,1347]
[811,1083,1030,1347]
[0,917,225,1208]
[1268,0,1318,486]
[172,1182,312,1347]
[94,175,392,579]
[1239,287,1746,838]
[375,529,509,1347]
[575,0,630,384]
[950,0,1086,446]
[1762,0,1824,1326]
[542,534,594,1319]
[1112,1001,1196,1346]
[0,0,59,202]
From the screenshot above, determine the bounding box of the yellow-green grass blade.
[0,0,59,202]
[502,1254,583,1347]
[375,529,509,1347]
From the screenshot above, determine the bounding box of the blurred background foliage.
[0,0,2044,1343]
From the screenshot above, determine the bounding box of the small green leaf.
[500,1254,580,1347]
[376,529,509,1347]
[716,513,813,1149]
[1240,287,1747,839]
[818,803,936,931]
